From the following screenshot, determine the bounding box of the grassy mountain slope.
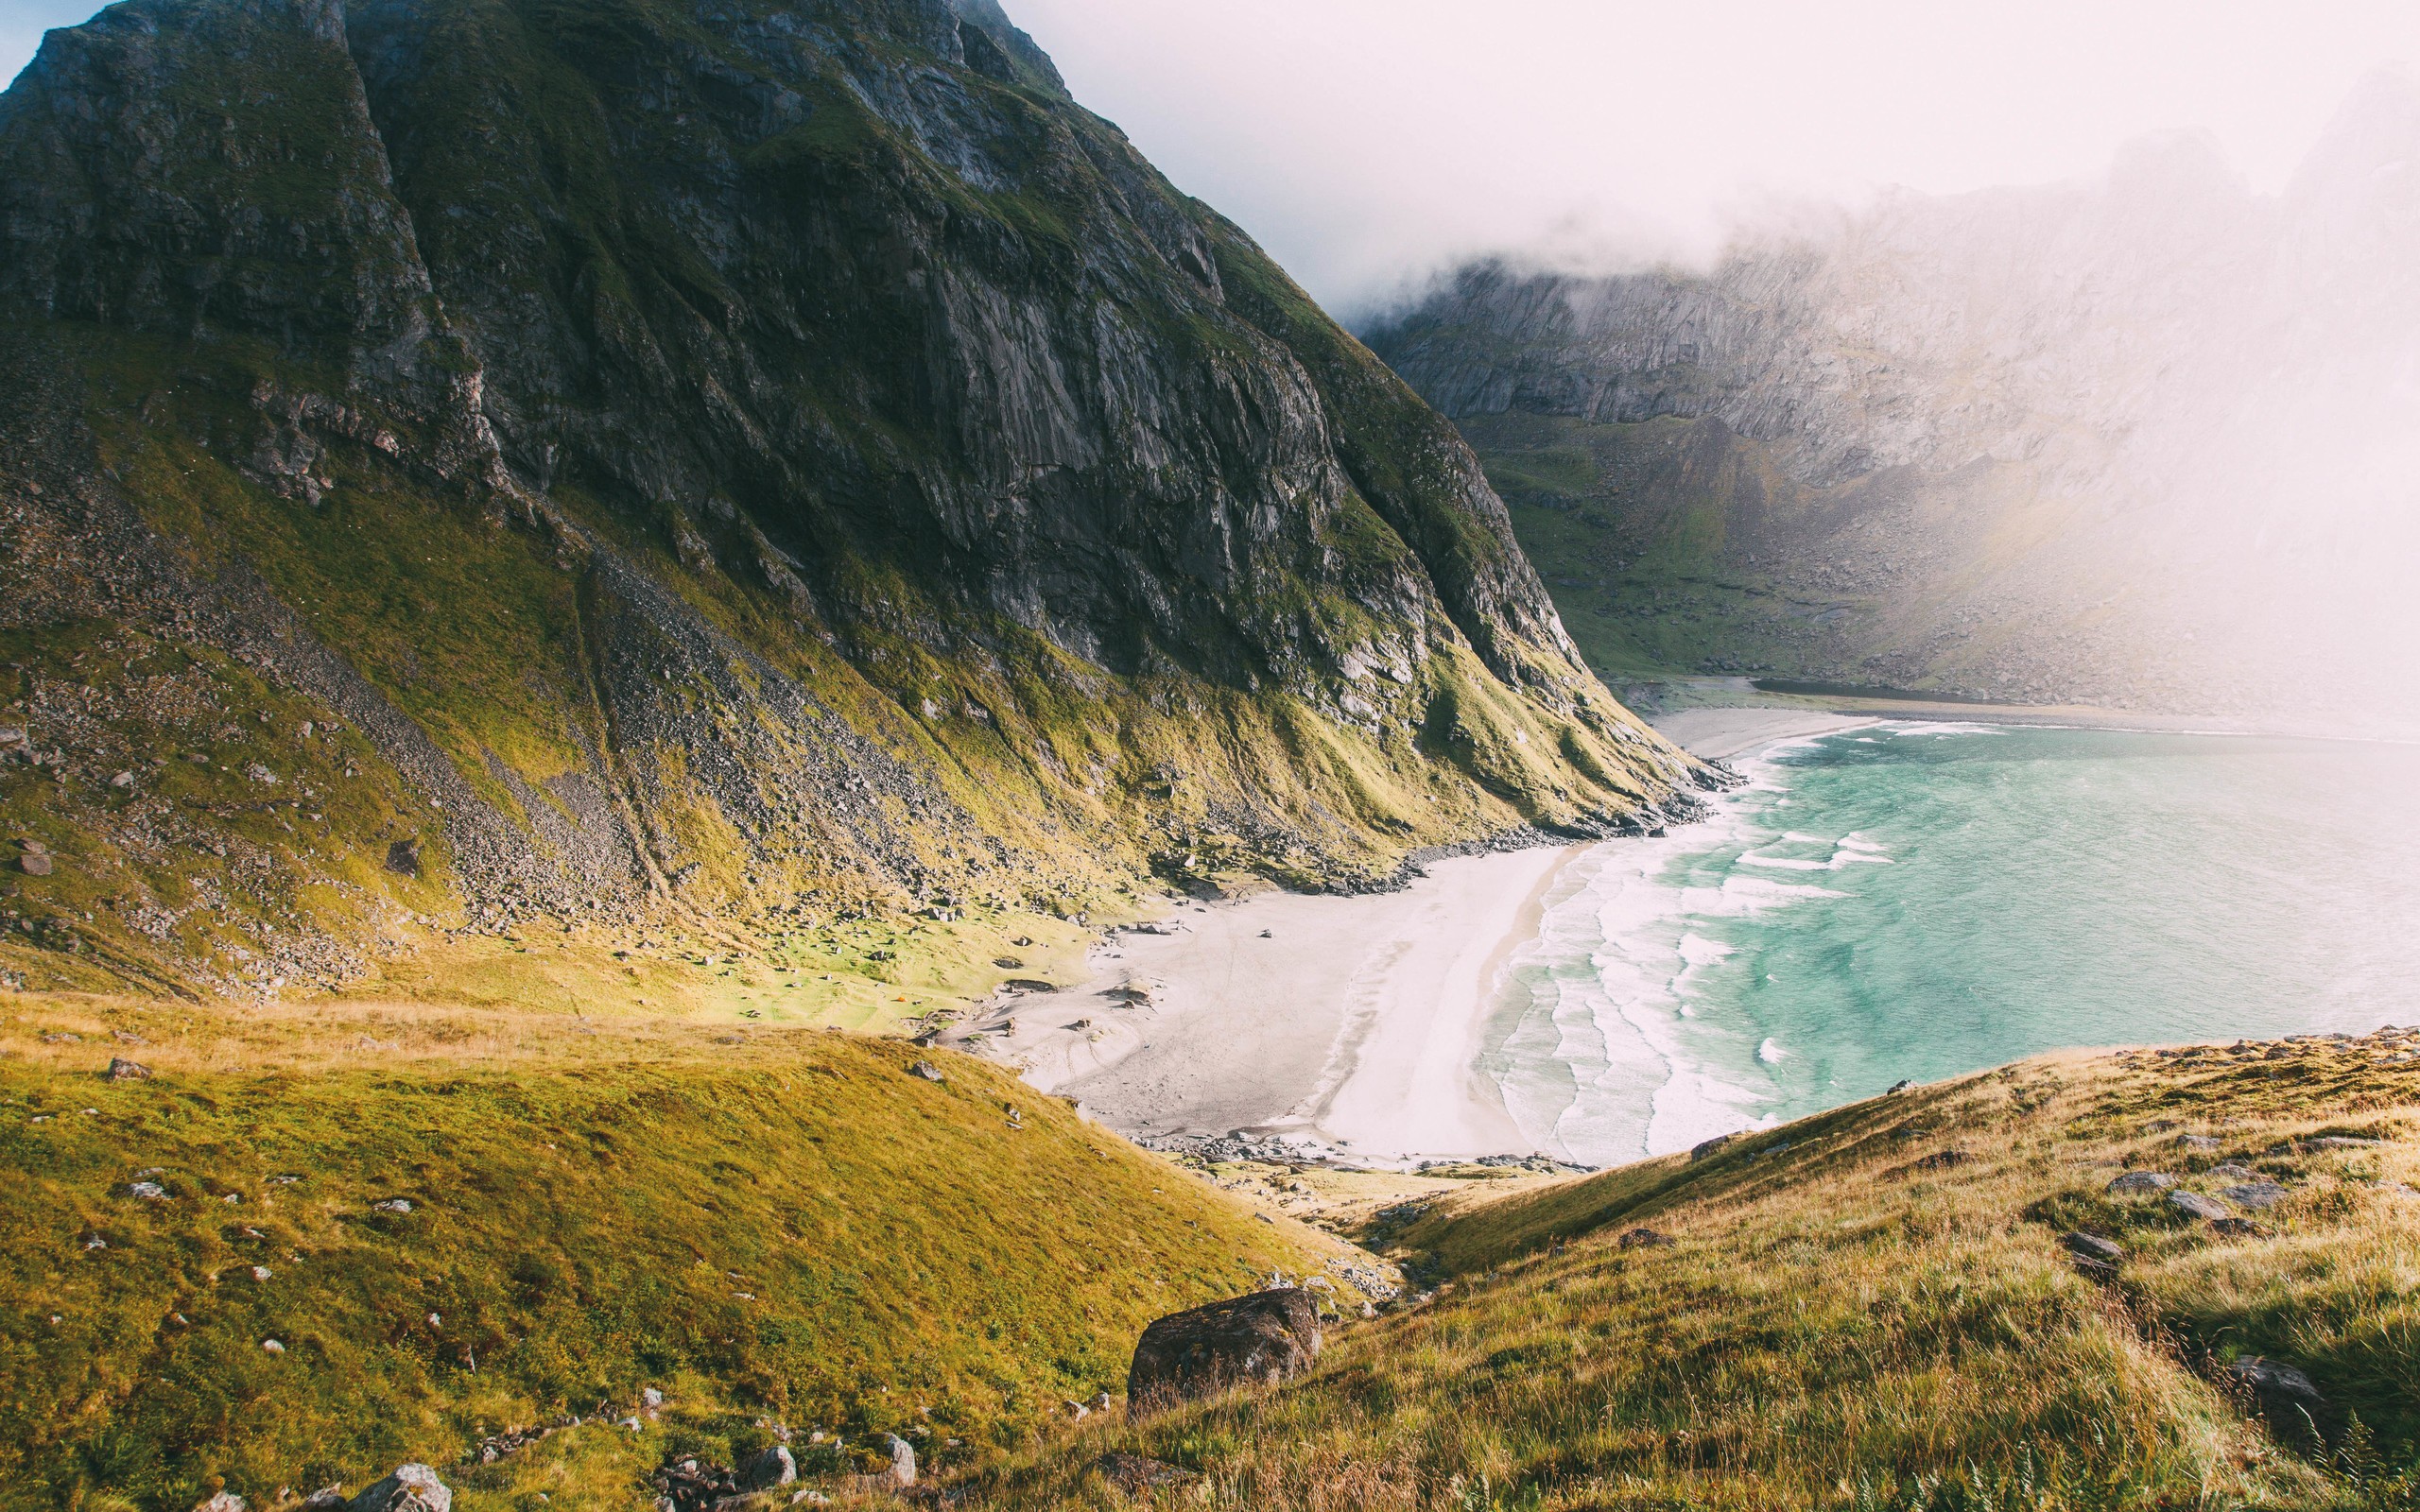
[1446,410,2048,693]
[952,1032,2420,1509]
[0,0,1703,1006]
[0,993,1379,1511]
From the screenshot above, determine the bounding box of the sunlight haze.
[1012,0,2420,310]
[6,0,2418,308]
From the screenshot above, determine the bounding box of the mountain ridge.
[0,0,1700,1004]
[1362,78,2420,719]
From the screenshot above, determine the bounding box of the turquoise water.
[1480,722,2420,1165]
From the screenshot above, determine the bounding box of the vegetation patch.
[0,1004,1367,1511]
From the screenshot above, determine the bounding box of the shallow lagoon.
[1483,723,2420,1163]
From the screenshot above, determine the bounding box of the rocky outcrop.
[340,1465,450,1512]
[0,0,1695,996]
[1128,1285,1322,1409]
[1366,76,2420,723]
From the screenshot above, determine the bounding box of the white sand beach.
[935,711,1906,1162]
[1650,708,1879,759]
[942,844,1583,1163]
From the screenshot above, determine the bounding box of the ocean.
[1480,722,2420,1165]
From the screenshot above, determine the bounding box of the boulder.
[1688,1133,1735,1161]
[107,1057,150,1080]
[740,1445,795,1491]
[19,851,51,876]
[2221,1356,2328,1439]
[1616,1228,1676,1249]
[2173,1134,2221,1153]
[2060,1230,2124,1279]
[347,1465,450,1512]
[2169,1190,2231,1221]
[2220,1181,2290,1211]
[194,1494,246,1512]
[2210,1217,2267,1239]
[907,1060,944,1082]
[2106,1171,2175,1194]
[1129,1287,1321,1409]
[385,839,421,877]
[832,1433,915,1495]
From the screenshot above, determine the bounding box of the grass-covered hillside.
[956,1029,2420,1510]
[1438,410,2048,698]
[0,0,1703,1007]
[0,990,1382,1512]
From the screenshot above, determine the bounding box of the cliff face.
[1365,85,2420,719]
[0,0,1696,999]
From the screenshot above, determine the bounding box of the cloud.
[7,0,2418,316]
[1008,0,2420,315]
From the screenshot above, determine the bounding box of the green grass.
[4,0,1706,1008]
[1451,412,1857,683]
[0,999,1372,1511]
[0,313,1688,1011]
[944,1038,2420,1510]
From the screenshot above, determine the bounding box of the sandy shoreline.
[941,696,2405,1168]
[944,711,1930,1161]
[1649,708,1880,759]
[941,845,1585,1164]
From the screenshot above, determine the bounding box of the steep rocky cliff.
[0,0,1698,999]
[1366,78,2420,720]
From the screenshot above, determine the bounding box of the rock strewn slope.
[959,1029,2420,1509]
[0,0,1698,998]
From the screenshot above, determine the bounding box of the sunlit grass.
[949,1041,2420,1509]
[0,995,1371,1511]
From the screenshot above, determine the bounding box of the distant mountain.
[1364,74,2420,722]
[0,0,1698,998]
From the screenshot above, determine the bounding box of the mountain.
[0,0,1699,1003]
[1363,79,2420,722]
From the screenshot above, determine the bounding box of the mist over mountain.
[1364,71,2420,725]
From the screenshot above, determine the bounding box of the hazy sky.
[7,0,2418,311]
[1010,0,2420,313]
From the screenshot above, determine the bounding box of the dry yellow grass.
[0,987,1384,1512]
[947,1037,2420,1510]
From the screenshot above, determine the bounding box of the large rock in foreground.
[1128,1286,1322,1409]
